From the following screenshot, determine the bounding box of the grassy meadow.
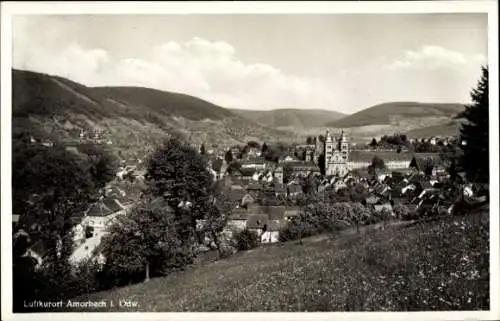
[70,210,489,312]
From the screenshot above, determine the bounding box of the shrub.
[394,203,420,220]
[234,229,260,251]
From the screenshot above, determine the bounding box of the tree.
[247,141,260,149]
[234,229,259,251]
[306,136,314,145]
[239,145,249,159]
[261,142,269,154]
[12,139,98,263]
[99,198,183,284]
[368,156,386,175]
[145,137,214,243]
[12,137,103,308]
[198,181,232,253]
[457,66,489,183]
[224,149,233,164]
[349,183,368,202]
[422,158,435,177]
[283,163,294,184]
[369,138,378,148]
[371,156,386,169]
[78,144,118,189]
[318,154,326,175]
[200,143,206,155]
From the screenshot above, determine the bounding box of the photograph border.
[1,1,498,321]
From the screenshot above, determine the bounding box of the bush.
[234,229,260,251]
[393,204,419,221]
[279,218,319,242]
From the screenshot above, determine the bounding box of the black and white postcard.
[1,2,498,321]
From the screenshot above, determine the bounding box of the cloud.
[386,45,485,70]
[13,36,342,111]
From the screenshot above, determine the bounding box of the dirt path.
[300,220,416,244]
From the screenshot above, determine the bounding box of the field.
[71,210,489,312]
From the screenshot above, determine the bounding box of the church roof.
[349,151,414,163]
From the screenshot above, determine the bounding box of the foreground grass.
[72,211,489,312]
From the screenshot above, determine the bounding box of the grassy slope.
[329,102,465,128]
[231,108,346,129]
[405,120,463,138]
[74,211,489,312]
[12,69,296,159]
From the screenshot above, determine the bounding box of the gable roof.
[267,220,282,231]
[230,208,248,220]
[86,203,114,217]
[238,168,257,177]
[247,214,269,229]
[349,151,414,163]
[102,198,124,212]
[247,183,264,190]
[264,206,286,220]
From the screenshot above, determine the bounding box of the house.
[226,208,248,231]
[239,157,266,170]
[260,221,281,244]
[347,151,414,170]
[365,195,381,205]
[24,239,50,269]
[289,162,321,177]
[74,198,129,242]
[70,233,107,265]
[279,155,298,163]
[273,183,287,197]
[333,180,348,192]
[247,214,270,235]
[374,168,392,182]
[287,183,303,197]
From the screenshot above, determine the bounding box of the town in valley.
[7,10,493,314]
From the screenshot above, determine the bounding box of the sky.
[12,14,488,114]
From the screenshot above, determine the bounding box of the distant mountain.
[328,102,465,128]
[322,102,466,143]
[12,69,296,160]
[231,108,346,130]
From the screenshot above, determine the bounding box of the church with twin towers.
[324,130,350,177]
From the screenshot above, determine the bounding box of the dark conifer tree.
[457,66,489,183]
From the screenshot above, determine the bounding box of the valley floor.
[69,210,489,312]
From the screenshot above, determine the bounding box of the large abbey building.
[322,130,416,176]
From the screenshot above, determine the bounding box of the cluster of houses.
[15,129,487,268]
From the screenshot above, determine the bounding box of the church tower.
[324,129,350,177]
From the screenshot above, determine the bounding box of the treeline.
[367,133,457,153]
